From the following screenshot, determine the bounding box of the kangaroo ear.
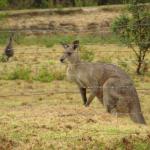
[73,40,79,49]
[9,32,14,40]
[60,42,69,49]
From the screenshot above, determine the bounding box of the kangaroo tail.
[130,110,146,124]
[129,87,146,124]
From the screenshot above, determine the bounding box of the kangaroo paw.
[85,103,90,107]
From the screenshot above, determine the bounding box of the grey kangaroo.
[4,33,14,61]
[60,40,146,124]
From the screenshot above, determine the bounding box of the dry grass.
[0,5,150,149]
[0,9,119,33]
[0,44,150,149]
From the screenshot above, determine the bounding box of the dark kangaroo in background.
[4,33,14,61]
[60,40,146,124]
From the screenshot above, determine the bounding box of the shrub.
[112,0,150,75]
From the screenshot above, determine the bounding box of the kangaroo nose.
[60,58,64,63]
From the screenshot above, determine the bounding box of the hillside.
[0,5,124,35]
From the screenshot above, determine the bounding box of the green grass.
[0,33,120,47]
[0,65,65,82]
[0,32,10,45]
[0,54,8,62]
[5,66,31,81]
[0,12,8,20]
[34,67,54,82]
[80,46,95,62]
[0,43,149,149]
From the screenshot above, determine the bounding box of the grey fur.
[4,33,14,61]
[60,40,146,124]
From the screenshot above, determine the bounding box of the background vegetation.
[0,0,149,10]
[112,0,150,75]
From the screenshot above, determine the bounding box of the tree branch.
[129,44,139,58]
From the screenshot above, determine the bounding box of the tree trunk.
[136,56,144,75]
[53,0,57,6]
[136,49,148,75]
[136,61,142,75]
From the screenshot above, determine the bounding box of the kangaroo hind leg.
[103,78,121,114]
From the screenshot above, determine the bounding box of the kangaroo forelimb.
[79,87,87,105]
[85,93,95,107]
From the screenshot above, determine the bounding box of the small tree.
[112,0,150,75]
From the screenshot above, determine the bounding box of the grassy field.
[0,5,150,149]
[0,43,150,149]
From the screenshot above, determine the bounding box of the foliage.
[7,0,33,9]
[0,0,149,10]
[0,0,8,10]
[112,0,150,75]
[74,0,97,7]
[32,0,50,8]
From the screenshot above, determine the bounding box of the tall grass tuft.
[80,46,94,62]
[6,66,31,81]
[34,67,54,82]
[34,66,65,82]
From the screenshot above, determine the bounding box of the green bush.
[112,15,131,45]
[112,0,150,75]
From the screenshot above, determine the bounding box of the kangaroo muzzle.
[60,58,65,63]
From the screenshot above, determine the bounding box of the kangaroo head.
[60,40,80,64]
[9,32,15,43]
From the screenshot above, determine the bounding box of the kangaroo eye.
[67,52,72,56]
